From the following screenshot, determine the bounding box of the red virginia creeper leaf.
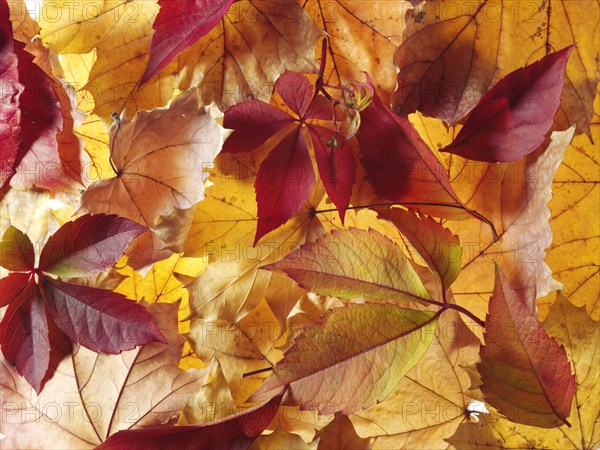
[0,0,22,187]
[38,214,146,277]
[377,208,462,290]
[478,265,575,428]
[222,100,294,153]
[0,281,50,393]
[41,277,167,354]
[264,228,430,303]
[96,389,285,450]
[222,71,339,242]
[141,0,236,84]
[442,46,574,162]
[0,272,31,307]
[357,74,471,221]
[254,127,315,244]
[0,225,35,271]
[308,124,354,222]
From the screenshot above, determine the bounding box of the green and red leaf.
[478,265,575,427]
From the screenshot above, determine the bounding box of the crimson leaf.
[0,0,21,187]
[223,70,351,242]
[42,277,166,354]
[356,74,471,220]
[0,214,165,393]
[308,124,355,223]
[96,389,285,450]
[38,213,146,277]
[442,46,574,162]
[141,0,236,84]
[254,127,315,245]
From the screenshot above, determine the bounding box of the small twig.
[242,366,274,378]
[108,112,121,176]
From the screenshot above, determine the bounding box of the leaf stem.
[444,303,485,327]
[108,112,121,176]
[315,202,498,242]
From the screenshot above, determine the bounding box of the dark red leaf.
[0,0,22,188]
[96,389,285,450]
[0,272,32,307]
[308,124,354,221]
[38,214,147,277]
[141,0,236,84]
[0,281,50,393]
[0,225,35,271]
[357,74,469,220]
[42,277,167,354]
[223,100,293,153]
[254,128,314,244]
[442,46,574,162]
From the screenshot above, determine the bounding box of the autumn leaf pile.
[0,1,598,449]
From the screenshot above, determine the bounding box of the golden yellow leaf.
[543,87,600,320]
[179,360,234,425]
[305,1,406,103]
[250,427,317,450]
[415,124,575,321]
[393,0,600,137]
[186,299,283,402]
[184,151,324,326]
[315,414,371,450]
[39,0,321,121]
[115,253,205,325]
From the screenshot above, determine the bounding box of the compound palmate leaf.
[1,302,208,449]
[251,303,438,415]
[265,227,431,304]
[0,214,165,393]
[478,266,575,428]
[223,70,351,243]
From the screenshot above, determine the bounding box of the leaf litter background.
[0,0,598,449]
